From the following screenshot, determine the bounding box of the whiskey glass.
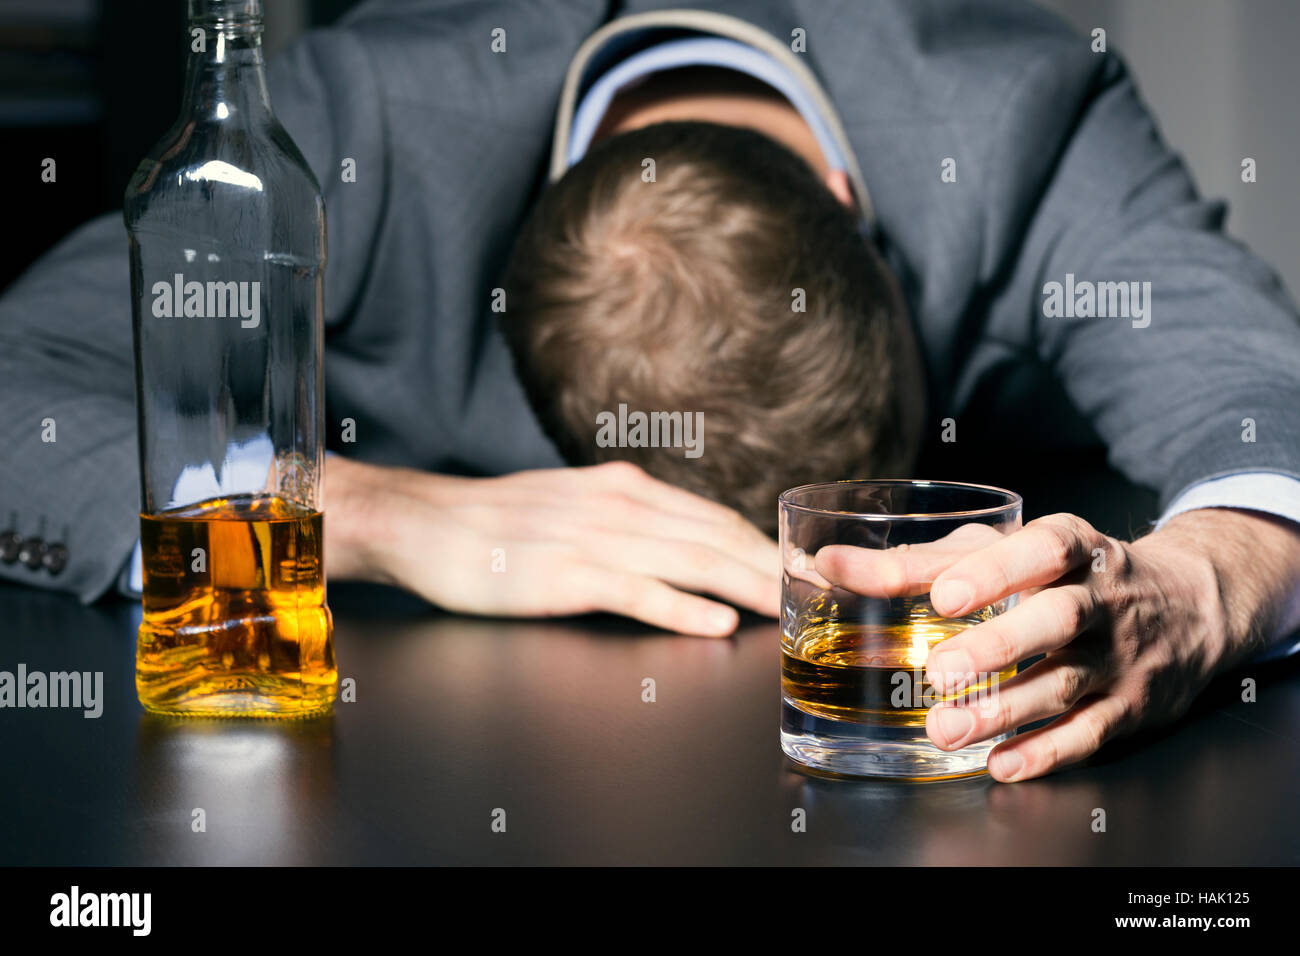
[779,480,1022,780]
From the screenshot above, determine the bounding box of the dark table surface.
[2,575,1299,866]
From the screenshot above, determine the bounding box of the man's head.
[500,119,924,534]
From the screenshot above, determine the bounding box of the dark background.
[0,0,359,293]
[4,0,1298,301]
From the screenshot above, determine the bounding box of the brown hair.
[500,120,924,533]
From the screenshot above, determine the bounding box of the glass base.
[138,694,334,720]
[137,674,336,719]
[781,696,1007,781]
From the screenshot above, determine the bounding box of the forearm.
[324,455,421,585]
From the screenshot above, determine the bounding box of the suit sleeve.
[0,26,386,602]
[985,52,1300,510]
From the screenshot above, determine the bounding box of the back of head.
[501,120,924,533]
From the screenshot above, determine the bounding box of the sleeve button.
[0,530,20,564]
[43,543,69,575]
[18,538,46,570]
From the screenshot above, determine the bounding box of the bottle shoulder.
[124,116,325,262]
[124,116,323,212]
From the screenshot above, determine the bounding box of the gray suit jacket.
[4,0,1300,602]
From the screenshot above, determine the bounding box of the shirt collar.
[565,36,850,176]
[549,9,876,235]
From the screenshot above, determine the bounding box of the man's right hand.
[325,456,779,636]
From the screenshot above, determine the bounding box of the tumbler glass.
[779,480,1022,780]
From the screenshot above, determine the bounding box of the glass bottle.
[125,0,335,717]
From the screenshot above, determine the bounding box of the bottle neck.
[182,0,271,124]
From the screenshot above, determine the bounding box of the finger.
[481,494,779,586]
[471,463,781,579]
[578,564,740,638]
[579,495,778,581]
[984,693,1130,781]
[596,463,783,576]
[930,513,1102,617]
[480,463,750,531]
[785,541,832,588]
[926,584,1100,692]
[786,563,833,591]
[584,532,779,618]
[586,461,769,535]
[815,522,1005,598]
[926,648,1105,750]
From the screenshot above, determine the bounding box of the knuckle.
[564,571,610,617]
[1054,588,1090,637]
[722,513,761,551]
[712,501,751,534]
[622,582,661,623]
[1113,627,1143,666]
[1102,536,1131,575]
[1063,512,1095,542]
[1097,542,1136,605]
[681,543,722,579]
[984,622,1018,669]
[988,687,1016,733]
[1075,708,1110,754]
[617,460,650,481]
[597,459,646,483]
[725,505,750,529]
[1033,514,1096,571]
[1053,664,1085,707]
[599,492,640,521]
[1035,734,1061,774]
[1041,526,1077,571]
[1102,581,1135,626]
[1029,512,1074,532]
[985,548,1016,595]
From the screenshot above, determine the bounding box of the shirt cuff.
[1157,471,1300,662]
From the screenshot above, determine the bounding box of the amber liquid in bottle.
[136,494,335,717]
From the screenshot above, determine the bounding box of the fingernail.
[990,749,1024,780]
[932,579,975,614]
[933,705,975,746]
[928,649,975,691]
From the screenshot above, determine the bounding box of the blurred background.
[1040,0,1299,307]
[0,0,352,291]
[2,0,1296,296]
[1,0,1295,532]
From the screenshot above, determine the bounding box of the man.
[2,1,1299,783]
